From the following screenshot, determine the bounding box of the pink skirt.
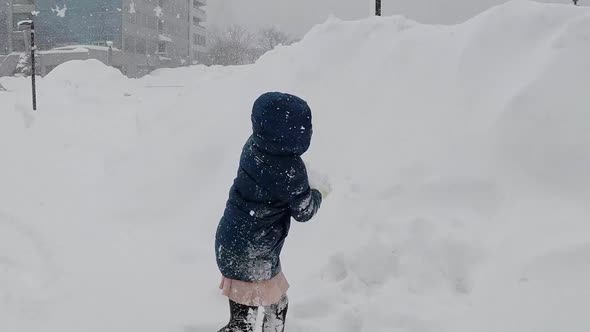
[219,272,290,306]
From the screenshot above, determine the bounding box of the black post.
[30,22,37,111]
[376,0,382,16]
[107,43,113,66]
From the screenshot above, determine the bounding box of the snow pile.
[1,1,589,331]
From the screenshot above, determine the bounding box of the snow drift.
[1,1,589,331]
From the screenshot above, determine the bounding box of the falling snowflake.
[249,210,255,217]
[154,6,163,17]
[31,10,40,16]
[51,4,67,18]
[129,1,136,14]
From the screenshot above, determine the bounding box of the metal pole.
[30,22,37,111]
[376,0,382,16]
[107,41,113,66]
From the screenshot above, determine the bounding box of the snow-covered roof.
[40,48,89,55]
[53,45,121,51]
[17,20,33,27]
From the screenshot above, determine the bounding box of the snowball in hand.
[306,163,332,199]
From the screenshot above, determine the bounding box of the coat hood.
[251,92,313,156]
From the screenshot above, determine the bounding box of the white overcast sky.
[206,0,577,36]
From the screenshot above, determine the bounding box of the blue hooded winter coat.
[215,92,323,282]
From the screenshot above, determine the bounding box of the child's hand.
[317,187,331,199]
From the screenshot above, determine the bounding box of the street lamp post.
[30,22,36,110]
[106,40,113,66]
[18,19,36,110]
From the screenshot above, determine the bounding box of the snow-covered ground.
[1,1,590,331]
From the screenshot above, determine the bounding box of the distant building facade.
[0,0,207,77]
[0,2,10,55]
[189,0,206,64]
[1,0,37,53]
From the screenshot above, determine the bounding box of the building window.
[124,35,136,53]
[193,33,206,46]
[92,41,108,47]
[126,10,137,24]
[158,19,165,33]
[193,16,202,26]
[136,38,146,54]
[193,51,207,63]
[158,41,166,54]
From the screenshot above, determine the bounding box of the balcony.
[193,0,206,8]
[192,16,206,27]
[158,34,172,43]
[193,7,206,20]
[192,24,206,33]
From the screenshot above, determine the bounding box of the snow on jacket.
[215,92,322,282]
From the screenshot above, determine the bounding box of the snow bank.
[45,59,127,87]
[1,1,589,331]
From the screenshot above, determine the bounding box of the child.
[215,92,323,332]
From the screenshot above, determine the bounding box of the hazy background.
[207,0,581,36]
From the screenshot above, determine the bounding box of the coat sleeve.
[275,158,322,223]
[289,188,322,222]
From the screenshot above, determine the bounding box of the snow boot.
[262,295,289,332]
[218,300,258,332]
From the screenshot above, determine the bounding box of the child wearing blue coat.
[216,92,323,332]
